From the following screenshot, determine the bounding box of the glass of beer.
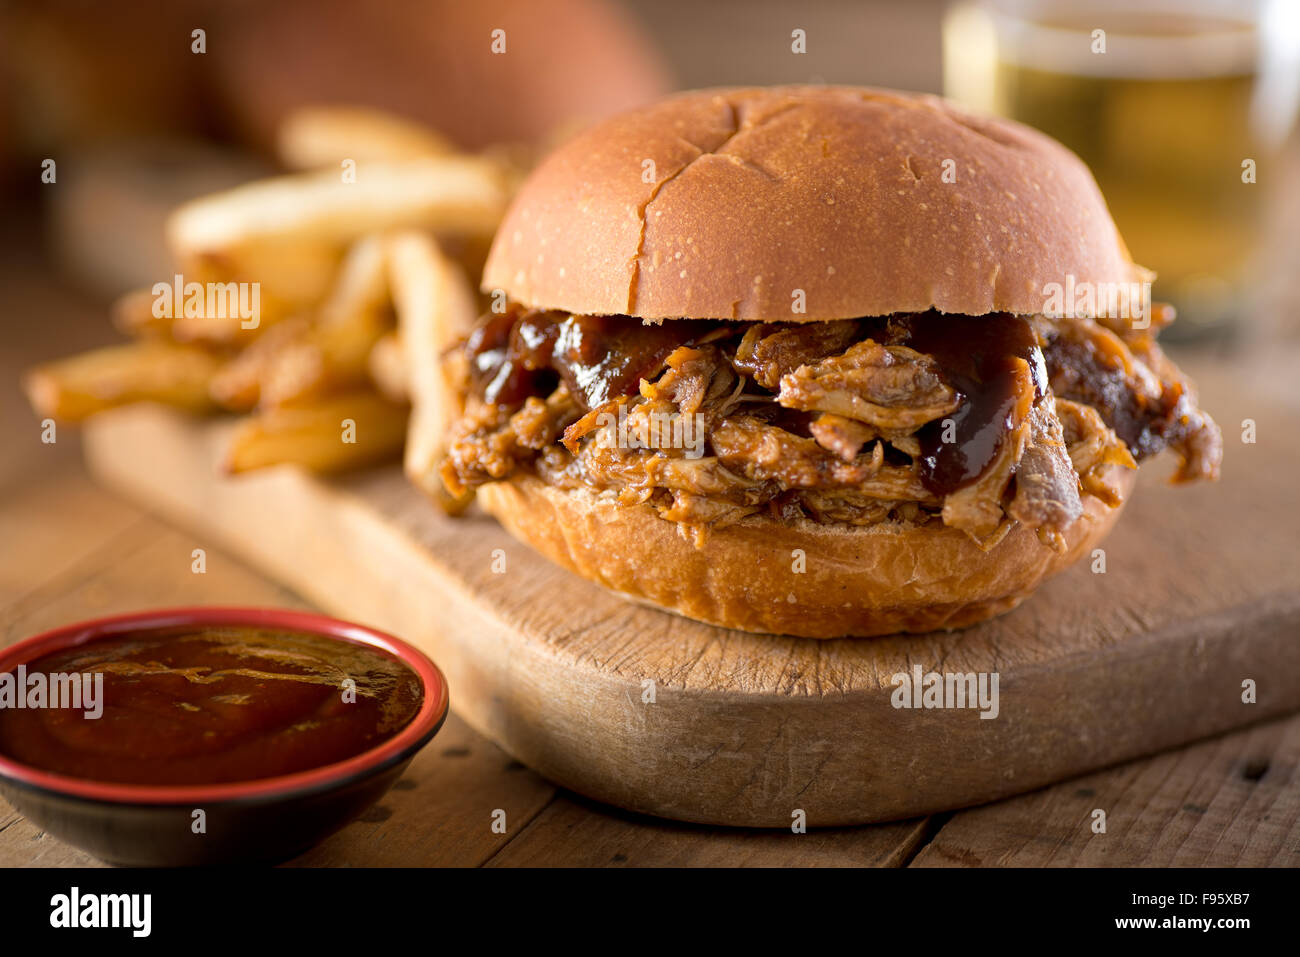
[943,0,1300,338]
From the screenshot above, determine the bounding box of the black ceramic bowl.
[0,607,449,866]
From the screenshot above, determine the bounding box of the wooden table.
[2,236,1297,867]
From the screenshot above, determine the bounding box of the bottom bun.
[477,469,1135,639]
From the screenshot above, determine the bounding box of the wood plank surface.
[911,712,1300,867]
[484,797,934,867]
[76,347,1300,826]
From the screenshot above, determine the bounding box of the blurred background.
[3,0,1299,468]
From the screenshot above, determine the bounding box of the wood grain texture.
[288,711,558,867]
[0,471,140,611]
[78,350,1300,826]
[911,712,1300,867]
[484,796,933,867]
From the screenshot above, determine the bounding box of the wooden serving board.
[81,356,1300,827]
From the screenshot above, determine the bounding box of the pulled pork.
[440,306,1221,551]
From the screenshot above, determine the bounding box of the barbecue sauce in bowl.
[0,626,424,786]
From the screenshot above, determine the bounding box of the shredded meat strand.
[1010,400,1085,551]
[777,340,959,432]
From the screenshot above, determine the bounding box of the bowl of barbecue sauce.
[0,608,448,866]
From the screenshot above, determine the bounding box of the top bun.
[483,86,1147,321]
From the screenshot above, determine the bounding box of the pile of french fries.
[25,106,513,477]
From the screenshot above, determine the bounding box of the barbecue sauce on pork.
[467,309,1049,497]
[893,313,1047,496]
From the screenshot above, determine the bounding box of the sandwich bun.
[478,469,1133,639]
[484,85,1146,320]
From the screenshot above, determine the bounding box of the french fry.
[173,242,343,334]
[24,342,221,422]
[277,106,457,170]
[257,235,393,407]
[387,230,478,509]
[317,233,391,322]
[258,313,389,408]
[367,331,408,402]
[166,157,510,301]
[111,288,170,339]
[114,279,299,348]
[209,235,393,411]
[208,316,311,412]
[223,390,408,474]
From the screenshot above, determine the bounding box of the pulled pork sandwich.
[431,86,1221,638]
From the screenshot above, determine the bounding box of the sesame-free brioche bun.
[483,85,1147,321]
[477,469,1134,639]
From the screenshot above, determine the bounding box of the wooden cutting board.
[80,356,1300,827]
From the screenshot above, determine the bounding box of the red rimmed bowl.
[0,607,449,866]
